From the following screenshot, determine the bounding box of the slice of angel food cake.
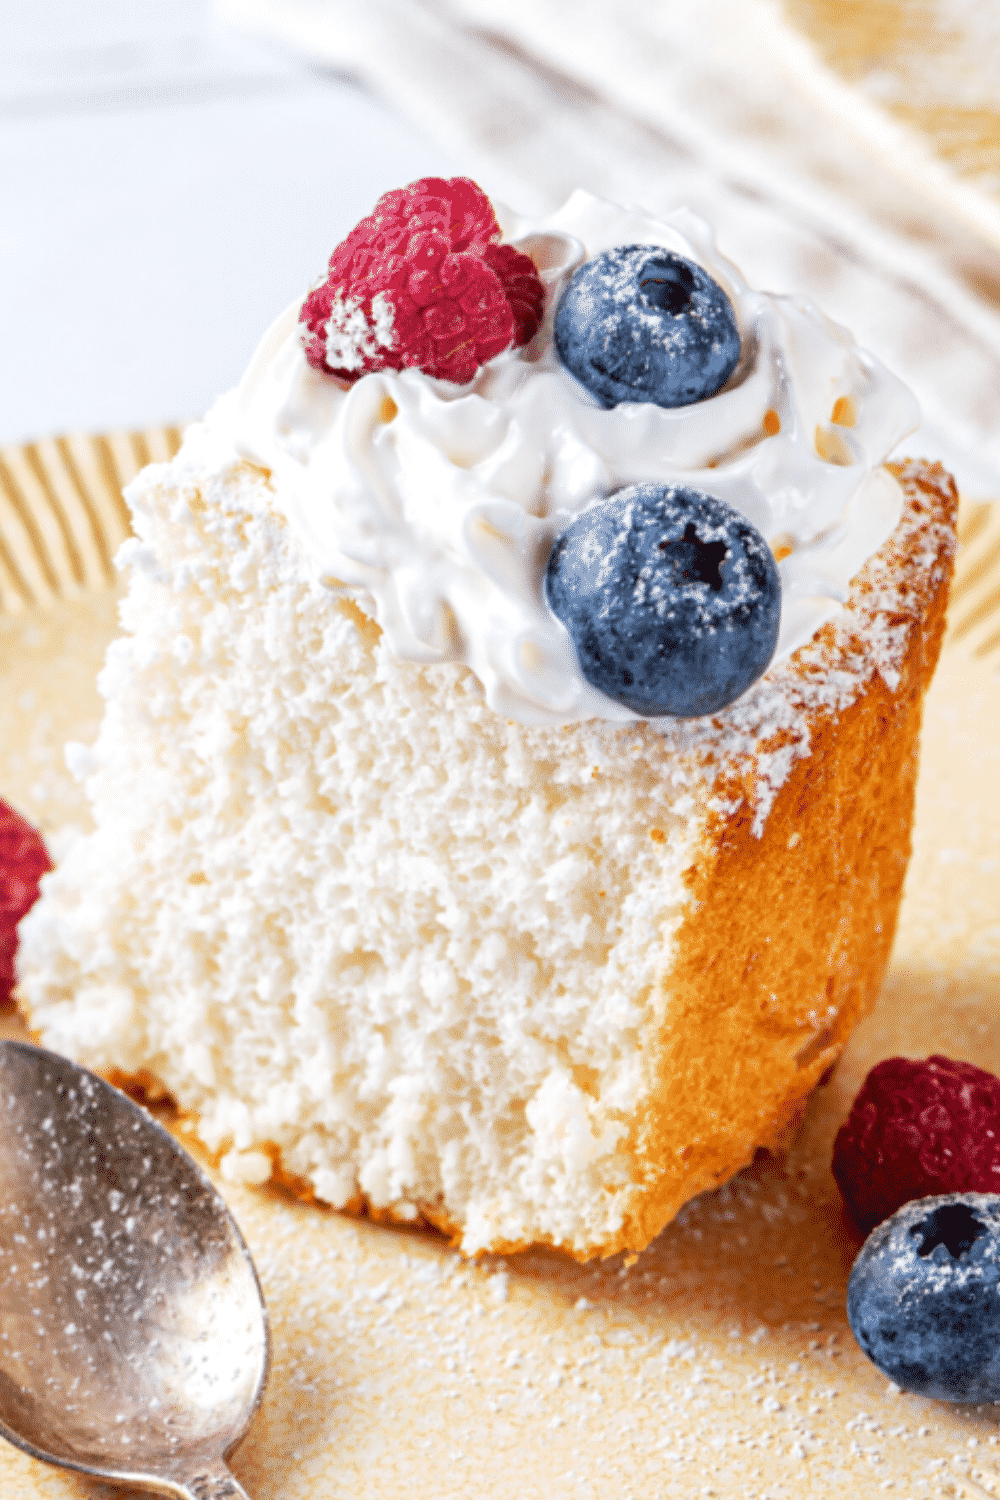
[17,178,956,1259]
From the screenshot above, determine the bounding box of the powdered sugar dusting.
[324,290,396,373]
[646,460,957,836]
[232,1140,991,1498]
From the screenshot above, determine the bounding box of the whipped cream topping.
[230,190,920,727]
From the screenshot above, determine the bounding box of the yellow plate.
[1,432,999,1499]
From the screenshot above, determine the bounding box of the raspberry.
[299,177,544,386]
[0,799,51,1006]
[832,1055,1000,1233]
[482,242,545,347]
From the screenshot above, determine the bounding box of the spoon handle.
[178,1460,251,1499]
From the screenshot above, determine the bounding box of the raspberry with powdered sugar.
[0,800,51,1006]
[833,1054,1000,1234]
[299,177,544,386]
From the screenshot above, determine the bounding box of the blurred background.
[5,0,1000,499]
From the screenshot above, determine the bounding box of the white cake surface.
[16,404,950,1254]
[19,431,700,1252]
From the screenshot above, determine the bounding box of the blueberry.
[553,246,741,409]
[544,483,780,718]
[847,1193,1000,1403]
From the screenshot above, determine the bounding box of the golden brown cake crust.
[617,458,958,1255]
[103,460,958,1260]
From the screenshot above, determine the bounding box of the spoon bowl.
[0,1040,269,1498]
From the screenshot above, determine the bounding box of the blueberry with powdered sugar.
[553,245,741,408]
[847,1193,1000,1403]
[544,483,781,718]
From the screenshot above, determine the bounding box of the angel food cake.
[17,180,957,1259]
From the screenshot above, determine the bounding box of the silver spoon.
[0,1040,270,1498]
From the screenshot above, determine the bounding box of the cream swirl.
[230,190,919,726]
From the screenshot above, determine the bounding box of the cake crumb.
[220,1148,273,1186]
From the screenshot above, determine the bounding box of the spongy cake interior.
[18,426,958,1259]
[19,438,714,1256]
